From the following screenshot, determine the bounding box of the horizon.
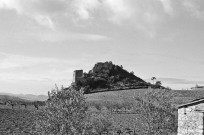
[0,0,204,95]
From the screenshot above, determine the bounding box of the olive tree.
[35,86,94,135]
[133,89,176,135]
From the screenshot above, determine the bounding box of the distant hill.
[0,95,30,104]
[77,61,151,93]
[0,92,48,101]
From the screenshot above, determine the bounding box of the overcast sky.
[0,0,204,95]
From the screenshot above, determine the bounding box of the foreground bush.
[133,89,177,135]
[35,86,95,135]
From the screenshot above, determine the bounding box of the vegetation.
[0,109,36,134]
[133,89,176,134]
[34,86,113,135]
[86,88,177,134]
[151,77,156,85]
[35,86,93,134]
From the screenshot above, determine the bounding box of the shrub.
[133,89,176,135]
[35,86,94,135]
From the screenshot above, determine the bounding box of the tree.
[89,107,113,135]
[133,89,176,135]
[155,81,162,86]
[35,86,94,135]
[130,71,134,75]
[151,77,156,85]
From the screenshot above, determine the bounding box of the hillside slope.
[85,89,204,107]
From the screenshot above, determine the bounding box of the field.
[85,88,204,134]
[0,109,36,135]
[86,88,204,107]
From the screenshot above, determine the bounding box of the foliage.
[35,86,94,135]
[133,89,176,135]
[155,81,162,86]
[151,77,156,85]
[34,86,115,135]
[89,107,113,135]
[77,61,148,93]
[0,109,37,135]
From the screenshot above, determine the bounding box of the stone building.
[178,98,204,135]
[72,70,83,84]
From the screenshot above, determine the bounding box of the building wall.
[178,104,204,135]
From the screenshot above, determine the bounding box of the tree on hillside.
[155,81,162,87]
[133,89,176,135]
[151,77,156,85]
[34,86,94,135]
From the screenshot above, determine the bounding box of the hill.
[0,95,30,104]
[77,61,152,93]
[0,92,48,101]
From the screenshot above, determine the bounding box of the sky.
[0,0,204,95]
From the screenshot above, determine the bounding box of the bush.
[89,107,113,135]
[133,89,176,135]
[34,86,114,135]
[35,86,94,135]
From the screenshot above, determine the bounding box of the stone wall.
[178,104,204,135]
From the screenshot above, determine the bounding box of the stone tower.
[72,70,83,84]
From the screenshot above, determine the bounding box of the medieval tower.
[72,70,83,84]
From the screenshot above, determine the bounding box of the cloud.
[38,31,109,43]
[1,0,203,37]
[103,0,133,24]
[74,0,100,20]
[0,0,56,29]
[158,0,174,16]
[0,52,68,69]
[182,0,204,21]
[0,0,149,29]
[0,52,82,82]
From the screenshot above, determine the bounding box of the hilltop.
[76,61,154,93]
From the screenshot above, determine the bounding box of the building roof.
[178,97,204,109]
